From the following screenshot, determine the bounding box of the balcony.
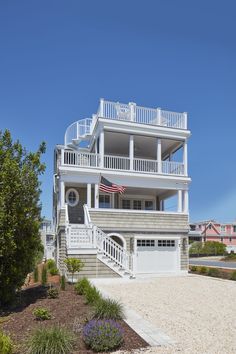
[61,150,185,176]
[64,99,188,147]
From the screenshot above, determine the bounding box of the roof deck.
[64,99,188,147]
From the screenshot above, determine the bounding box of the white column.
[60,180,65,208]
[87,184,91,208]
[99,130,104,168]
[178,190,183,213]
[183,190,189,213]
[183,112,187,129]
[129,135,134,171]
[95,184,99,208]
[183,141,188,176]
[157,138,162,173]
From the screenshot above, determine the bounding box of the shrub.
[47,287,59,299]
[84,285,101,305]
[199,266,207,274]
[208,267,220,277]
[49,267,59,276]
[33,266,39,283]
[190,265,197,272]
[41,265,48,286]
[60,275,66,291]
[64,258,84,284]
[83,319,123,352]
[33,307,51,321]
[27,326,74,354]
[93,298,125,320]
[47,259,56,270]
[0,331,13,354]
[74,278,91,295]
[230,271,236,281]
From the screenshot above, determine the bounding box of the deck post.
[178,190,183,213]
[129,135,134,171]
[95,184,99,208]
[183,141,188,176]
[157,138,162,173]
[87,183,91,208]
[99,130,104,168]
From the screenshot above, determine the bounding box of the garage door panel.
[136,239,179,273]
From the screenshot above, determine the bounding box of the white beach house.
[53,99,191,279]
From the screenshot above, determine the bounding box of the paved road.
[189,259,236,269]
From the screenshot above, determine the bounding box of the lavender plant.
[83,319,123,352]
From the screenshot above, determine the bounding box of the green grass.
[84,285,102,305]
[0,331,13,354]
[93,298,125,320]
[27,326,75,354]
[74,278,91,295]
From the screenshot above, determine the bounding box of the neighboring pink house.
[189,220,236,252]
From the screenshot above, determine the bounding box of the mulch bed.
[0,284,148,353]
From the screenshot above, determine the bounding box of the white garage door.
[136,239,179,273]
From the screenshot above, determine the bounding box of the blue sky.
[0,0,236,222]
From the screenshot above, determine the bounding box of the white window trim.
[99,193,111,208]
[66,188,79,207]
[119,194,156,210]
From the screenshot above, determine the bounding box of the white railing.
[94,226,132,274]
[67,224,94,248]
[162,161,184,175]
[64,118,92,146]
[64,151,100,167]
[62,150,185,176]
[161,110,187,129]
[134,158,159,173]
[98,99,187,129]
[104,155,130,170]
[135,105,159,125]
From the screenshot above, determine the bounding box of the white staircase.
[65,205,134,278]
[64,118,93,147]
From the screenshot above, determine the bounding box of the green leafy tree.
[64,258,84,284]
[0,130,46,304]
[189,241,203,256]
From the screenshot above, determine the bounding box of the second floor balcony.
[61,149,186,176]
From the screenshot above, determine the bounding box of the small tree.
[64,258,84,284]
[60,274,66,291]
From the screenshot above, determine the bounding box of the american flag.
[99,176,126,194]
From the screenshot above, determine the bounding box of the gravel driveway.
[94,275,236,354]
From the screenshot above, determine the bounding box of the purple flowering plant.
[83,319,124,352]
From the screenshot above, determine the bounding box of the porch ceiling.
[104,131,182,159]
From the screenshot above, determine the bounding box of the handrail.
[94,225,133,275]
[84,204,92,226]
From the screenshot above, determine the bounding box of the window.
[229,237,232,242]
[122,199,131,209]
[99,194,110,208]
[221,237,223,242]
[158,240,175,247]
[221,226,226,232]
[233,226,236,233]
[137,239,155,247]
[66,188,79,207]
[133,200,142,210]
[145,200,154,210]
[208,224,212,229]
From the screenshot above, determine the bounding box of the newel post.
[100,98,104,117]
